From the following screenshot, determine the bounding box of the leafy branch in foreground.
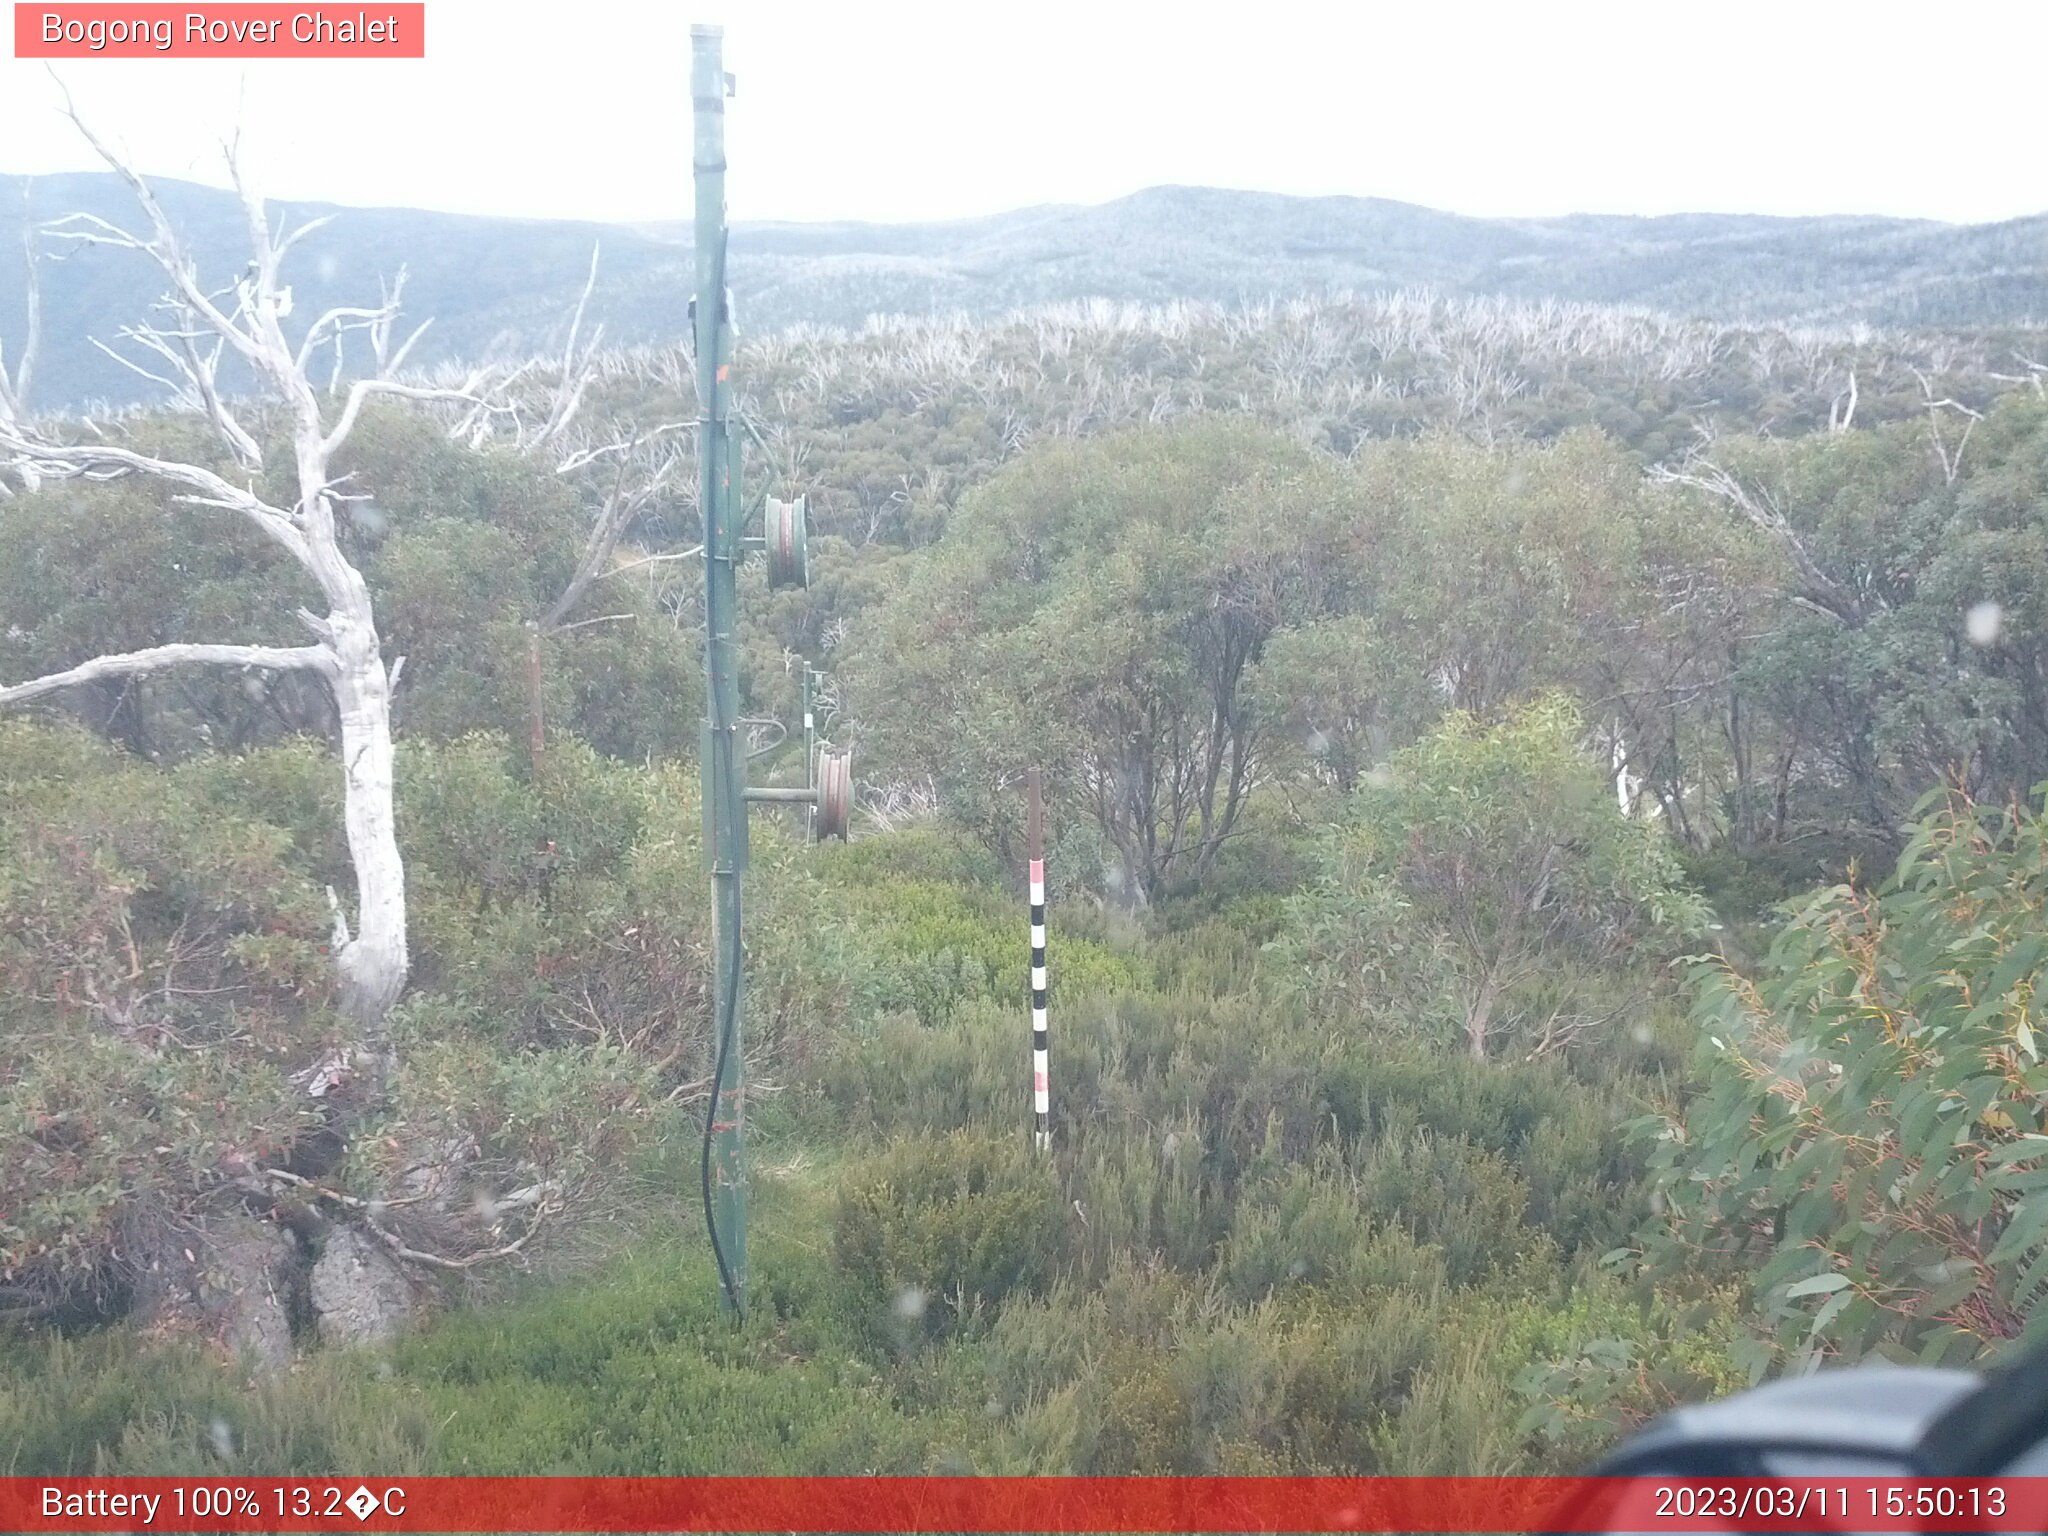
[1640,783,2048,1367]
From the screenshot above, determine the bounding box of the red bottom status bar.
[8,1475,2048,1532]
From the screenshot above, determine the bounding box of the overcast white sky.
[3,0,2045,227]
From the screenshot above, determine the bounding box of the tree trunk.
[328,601,408,1055]
[289,406,411,1073]
[1464,974,1500,1061]
[526,624,546,779]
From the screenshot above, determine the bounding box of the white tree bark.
[0,642,332,705]
[0,201,41,492]
[0,105,498,1066]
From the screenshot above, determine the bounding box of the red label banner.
[6,1476,2048,1532]
[14,4,425,57]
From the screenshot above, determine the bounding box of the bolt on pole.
[693,21,747,1316]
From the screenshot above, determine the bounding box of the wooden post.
[802,667,816,843]
[525,623,545,779]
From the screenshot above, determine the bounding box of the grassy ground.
[3,1161,965,1476]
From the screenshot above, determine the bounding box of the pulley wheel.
[815,746,852,841]
[764,495,809,590]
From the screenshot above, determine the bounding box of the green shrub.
[1092,1343,1192,1472]
[1275,696,1706,1061]
[0,1330,440,1475]
[1218,1160,1450,1303]
[832,1131,1064,1336]
[1509,1271,1753,1468]
[0,721,334,1303]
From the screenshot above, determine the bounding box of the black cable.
[701,879,743,1316]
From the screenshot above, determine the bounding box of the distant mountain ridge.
[3,174,2045,408]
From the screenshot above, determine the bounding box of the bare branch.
[17,218,41,411]
[0,192,41,426]
[380,315,433,380]
[539,455,637,633]
[173,317,265,469]
[1650,454,1869,624]
[1829,367,1857,433]
[324,886,353,951]
[0,428,310,561]
[277,212,337,260]
[40,210,151,254]
[262,1168,563,1271]
[1910,365,1983,485]
[294,304,391,374]
[87,333,184,396]
[0,641,332,707]
[602,544,704,579]
[44,88,463,494]
[549,611,636,634]
[537,425,687,633]
[533,242,603,446]
[34,107,307,482]
[48,83,270,377]
[324,373,491,458]
[553,440,633,476]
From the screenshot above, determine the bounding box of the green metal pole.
[693,22,747,1315]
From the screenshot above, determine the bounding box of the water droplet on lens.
[1967,601,2003,646]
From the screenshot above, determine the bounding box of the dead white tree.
[0,199,40,475]
[524,241,604,450]
[494,256,692,775]
[1828,367,1858,433]
[1650,444,1872,627]
[0,109,497,1079]
[1910,365,1983,486]
[520,416,689,774]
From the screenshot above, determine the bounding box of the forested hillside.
[9,169,2048,1479]
[5,172,2047,406]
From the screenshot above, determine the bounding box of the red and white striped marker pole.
[1027,767,1050,1152]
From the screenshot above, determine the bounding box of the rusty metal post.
[525,623,545,779]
